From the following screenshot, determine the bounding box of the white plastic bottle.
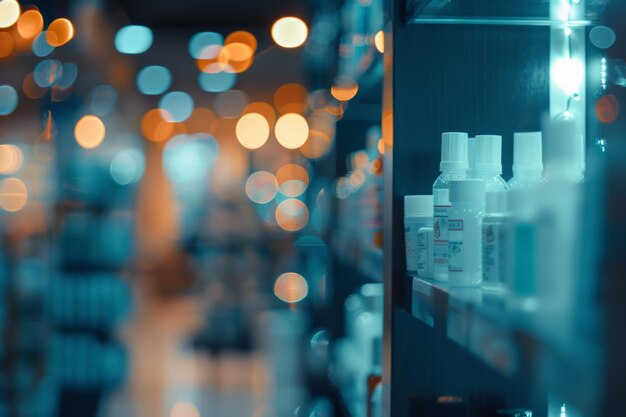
[447,179,485,286]
[404,195,433,275]
[482,191,510,291]
[474,135,508,191]
[508,131,544,189]
[433,132,469,282]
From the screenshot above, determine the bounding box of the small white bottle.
[433,132,469,282]
[508,132,543,189]
[482,191,510,291]
[404,195,433,275]
[447,179,485,286]
[474,135,508,191]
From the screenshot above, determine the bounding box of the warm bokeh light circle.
[275,113,309,149]
[17,10,44,39]
[74,115,106,149]
[236,113,270,150]
[274,83,309,114]
[46,18,74,46]
[276,163,309,197]
[0,32,14,58]
[0,145,23,174]
[274,272,308,303]
[272,17,308,48]
[275,198,309,231]
[0,178,28,212]
[0,0,20,29]
[245,171,278,204]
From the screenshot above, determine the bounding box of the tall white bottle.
[474,135,508,191]
[508,131,543,189]
[433,132,469,282]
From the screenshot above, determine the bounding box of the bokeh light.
[114,25,153,54]
[159,91,194,122]
[0,178,27,212]
[163,134,219,184]
[196,44,225,73]
[275,113,309,149]
[374,30,384,53]
[274,272,308,303]
[198,71,236,93]
[58,63,78,89]
[171,402,200,417]
[276,198,309,231]
[110,148,145,185]
[276,164,309,197]
[245,171,278,204]
[23,73,46,99]
[0,85,18,116]
[236,113,270,149]
[301,111,335,159]
[46,18,74,47]
[17,9,43,39]
[136,65,171,95]
[141,108,176,143]
[0,0,20,29]
[0,32,14,58]
[243,102,276,126]
[32,31,55,57]
[331,76,359,101]
[218,42,254,73]
[90,85,118,117]
[74,115,106,149]
[272,17,308,48]
[189,31,223,58]
[185,108,216,134]
[274,83,309,114]
[0,145,23,174]
[596,94,620,123]
[33,59,63,88]
[215,90,248,118]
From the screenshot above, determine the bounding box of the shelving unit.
[381,0,626,416]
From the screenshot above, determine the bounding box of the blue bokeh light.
[0,85,18,116]
[136,65,171,95]
[58,63,78,89]
[110,148,146,186]
[159,91,194,122]
[163,133,219,184]
[189,32,223,58]
[34,60,63,88]
[32,32,55,57]
[198,71,236,93]
[114,25,153,55]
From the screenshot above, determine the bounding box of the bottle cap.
[474,135,502,174]
[467,137,476,174]
[404,195,433,218]
[513,132,543,173]
[449,179,485,205]
[440,132,469,172]
[485,191,508,213]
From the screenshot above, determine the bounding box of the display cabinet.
[382,0,626,416]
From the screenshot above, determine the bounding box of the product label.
[483,221,509,286]
[448,219,464,272]
[433,205,450,266]
[405,225,418,272]
[416,228,432,278]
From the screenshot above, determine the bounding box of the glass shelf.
[406,0,609,26]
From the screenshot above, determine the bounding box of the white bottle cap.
[485,191,508,214]
[440,132,469,172]
[474,135,502,174]
[467,137,476,174]
[513,132,543,173]
[404,195,433,217]
[449,179,485,205]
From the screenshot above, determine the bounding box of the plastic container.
[404,195,433,275]
[433,132,469,281]
[417,226,434,279]
[482,191,511,290]
[448,179,485,286]
[508,131,543,189]
[474,135,508,191]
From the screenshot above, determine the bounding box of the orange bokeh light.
[236,112,270,150]
[74,115,106,149]
[274,83,309,115]
[275,198,309,231]
[0,178,28,212]
[17,9,43,39]
[0,32,14,58]
[331,76,359,101]
[274,272,308,303]
[185,108,217,134]
[46,18,74,47]
[275,113,309,150]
